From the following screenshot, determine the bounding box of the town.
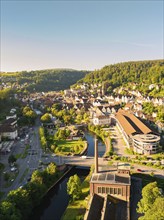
[0,78,164,220]
[1,0,164,219]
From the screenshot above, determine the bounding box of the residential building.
[0,118,18,140]
[93,115,111,126]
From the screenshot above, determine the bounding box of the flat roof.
[91,172,131,185]
[132,134,160,143]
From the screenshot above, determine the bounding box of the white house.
[93,115,111,126]
[0,125,18,140]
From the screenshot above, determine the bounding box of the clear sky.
[1,0,164,72]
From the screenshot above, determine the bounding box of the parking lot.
[108,125,129,156]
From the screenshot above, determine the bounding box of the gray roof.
[91,172,131,185]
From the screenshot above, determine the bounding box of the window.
[106,187,109,194]
[114,188,117,194]
[98,187,101,193]
[102,187,105,194]
[110,188,114,194]
[118,188,122,195]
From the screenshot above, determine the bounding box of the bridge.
[61,156,108,168]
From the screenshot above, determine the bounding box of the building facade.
[115,110,160,155]
[90,172,131,202]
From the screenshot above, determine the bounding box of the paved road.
[64,156,164,178]
[1,121,164,200]
[0,119,43,198]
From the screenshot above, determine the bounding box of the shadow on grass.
[132,173,164,190]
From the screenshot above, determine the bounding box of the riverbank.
[62,167,92,220]
[30,167,90,220]
[87,124,111,156]
[41,165,73,198]
[104,137,111,155]
[79,141,88,156]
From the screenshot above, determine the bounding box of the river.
[30,168,89,220]
[85,132,106,157]
[30,132,106,220]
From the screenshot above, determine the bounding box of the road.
[0,119,43,197]
[0,121,164,200]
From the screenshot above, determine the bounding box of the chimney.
[94,136,98,173]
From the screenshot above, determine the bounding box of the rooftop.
[132,134,160,143]
[116,110,152,136]
[91,172,131,185]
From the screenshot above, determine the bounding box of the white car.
[11,167,17,172]
[81,155,87,159]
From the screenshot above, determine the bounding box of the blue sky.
[1,0,163,72]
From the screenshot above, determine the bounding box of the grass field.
[54,140,86,155]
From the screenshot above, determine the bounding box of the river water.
[31,168,89,220]
[85,132,106,157]
[30,132,106,220]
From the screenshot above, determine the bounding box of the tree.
[7,188,32,218]
[39,127,47,150]
[8,155,17,164]
[41,113,51,123]
[22,106,31,115]
[83,112,90,123]
[24,182,46,207]
[76,114,83,124]
[52,103,62,111]
[137,182,163,219]
[67,174,82,201]
[50,144,56,151]
[0,201,22,220]
[138,197,164,220]
[22,106,37,124]
[63,115,72,125]
[46,163,57,175]
[31,170,43,185]
[54,128,70,140]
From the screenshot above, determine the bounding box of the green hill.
[78,59,164,97]
[0,69,89,92]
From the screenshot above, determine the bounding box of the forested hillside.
[78,60,164,97]
[0,69,88,92]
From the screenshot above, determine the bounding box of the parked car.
[11,167,17,172]
[137,169,143,172]
[81,155,87,159]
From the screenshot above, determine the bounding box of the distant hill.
[0,69,89,92]
[77,59,164,97]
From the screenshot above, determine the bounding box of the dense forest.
[1,60,164,97]
[0,69,88,92]
[78,59,164,97]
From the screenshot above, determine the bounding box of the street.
[0,122,164,201]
